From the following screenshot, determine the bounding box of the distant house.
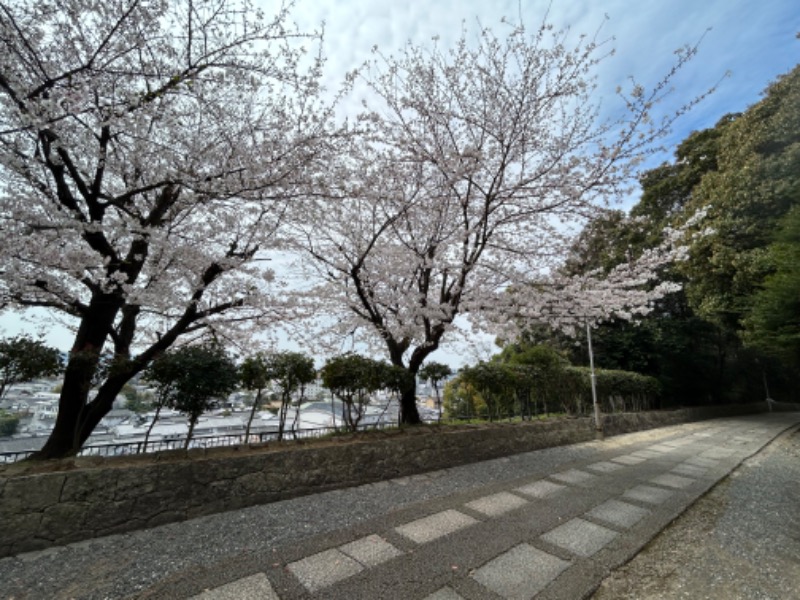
[300,400,344,415]
[113,421,188,443]
[192,414,245,436]
[100,408,134,428]
[294,407,341,430]
[31,398,58,419]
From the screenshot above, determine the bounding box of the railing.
[0,421,394,464]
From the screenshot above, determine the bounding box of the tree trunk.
[79,375,130,441]
[28,260,218,460]
[390,355,425,426]
[343,396,355,432]
[399,376,421,425]
[31,293,124,459]
[33,356,95,459]
[278,396,289,441]
[244,388,262,443]
[36,361,133,459]
[143,403,164,452]
[184,415,198,449]
[290,405,301,439]
[331,392,339,432]
[290,388,304,440]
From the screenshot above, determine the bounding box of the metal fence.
[0,422,394,464]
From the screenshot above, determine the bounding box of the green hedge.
[558,367,661,415]
[446,360,661,420]
[0,411,20,438]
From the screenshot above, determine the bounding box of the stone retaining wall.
[0,403,776,557]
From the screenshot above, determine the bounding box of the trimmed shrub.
[559,367,661,415]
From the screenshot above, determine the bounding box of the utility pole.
[586,320,604,439]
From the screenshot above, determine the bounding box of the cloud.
[289,0,797,137]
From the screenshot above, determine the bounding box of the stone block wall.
[0,403,771,557]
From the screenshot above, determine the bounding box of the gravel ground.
[591,424,800,600]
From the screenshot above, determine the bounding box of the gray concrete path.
[591,420,800,599]
[2,412,798,600]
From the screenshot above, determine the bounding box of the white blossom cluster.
[286,19,706,369]
[0,0,336,356]
[0,1,707,375]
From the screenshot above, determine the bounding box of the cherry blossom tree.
[290,19,709,424]
[0,0,337,458]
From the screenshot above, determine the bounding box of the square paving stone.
[623,485,674,505]
[550,469,596,485]
[647,444,677,453]
[664,438,693,447]
[190,573,279,600]
[540,518,618,557]
[672,464,708,477]
[586,461,624,473]
[422,587,466,600]
[515,480,567,499]
[700,448,736,459]
[395,509,478,544]
[472,543,570,600]
[685,456,719,468]
[288,548,363,593]
[630,450,662,459]
[650,474,695,489]
[611,455,646,465]
[700,427,724,435]
[465,492,528,517]
[339,534,403,567]
[586,499,650,529]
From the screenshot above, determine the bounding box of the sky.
[289,0,798,158]
[1,0,798,363]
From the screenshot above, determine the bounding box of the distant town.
[0,377,442,461]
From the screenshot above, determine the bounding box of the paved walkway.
[591,420,800,599]
[2,412,798,599]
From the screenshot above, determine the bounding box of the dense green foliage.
[121,384,152,414]
[0,336,63,401]
[263,352,316,440]
[0,410,20,437]
[561,367,661,414]
[419,361,453,422]
[457,362,518,420]
[321,353,410,431]
[142,347,186,448]
[444,344,659,419]
[144,344,239,448]
[442,378,485,419]
[238,353,272,442]
[743,205,800,368]
[320,354,378,431]
[682,71,799,331]
[554,64,800,405]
